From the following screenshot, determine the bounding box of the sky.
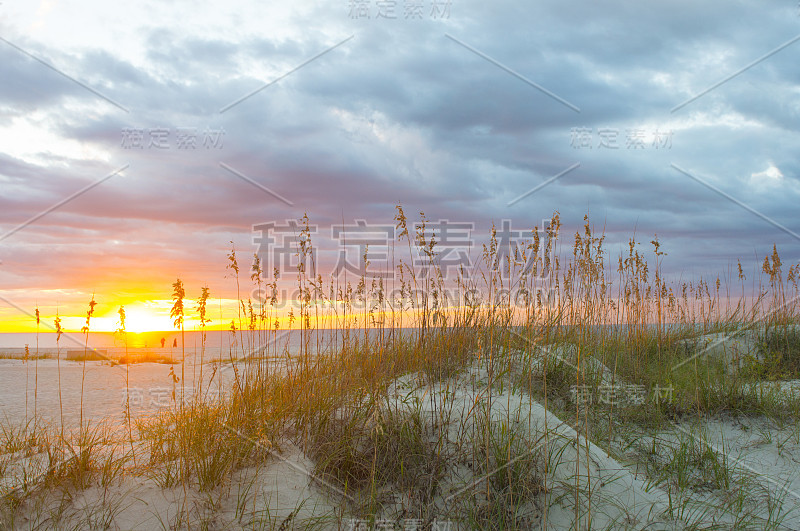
[0,0,799,332]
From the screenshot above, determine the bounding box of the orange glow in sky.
[0,298,249,334]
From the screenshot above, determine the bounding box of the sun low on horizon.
[0,298,250,334]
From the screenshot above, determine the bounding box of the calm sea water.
[0,324,702,432]
[0,328,404,357]
[0,329,402,432]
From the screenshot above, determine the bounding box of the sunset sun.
[120,305,173,333]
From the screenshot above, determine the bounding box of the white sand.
[3,343,800,529]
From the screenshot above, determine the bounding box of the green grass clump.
[740,327,800,381]
[462,415,546,529]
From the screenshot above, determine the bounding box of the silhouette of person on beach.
[160,337,166,348]
[173,338,178,348]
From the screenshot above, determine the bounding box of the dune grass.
[1,208,799,529]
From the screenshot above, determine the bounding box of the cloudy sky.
[1,0,798,331]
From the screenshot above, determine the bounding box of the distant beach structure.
[66,349,107,361]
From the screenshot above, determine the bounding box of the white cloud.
[750,163,784,186]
